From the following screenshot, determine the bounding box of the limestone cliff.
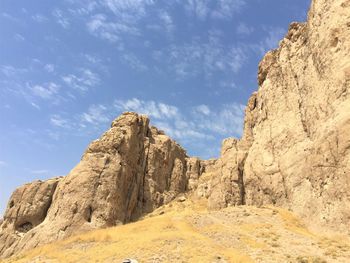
[200,0,350,234]
[1,0,350,258]
[0,113,203,258]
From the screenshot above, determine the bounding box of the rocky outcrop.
[201,0,350,234]
[0,112,205,258]
[1,0,350,258]
[200,93,258,210]
[0,178,61,257]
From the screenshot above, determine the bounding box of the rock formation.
[0,113,203,257]
[200,0,350,235]
[1,0,350,258]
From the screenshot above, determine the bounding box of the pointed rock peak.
[111,111,150,128]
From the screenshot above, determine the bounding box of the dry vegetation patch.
[2,200,349,263]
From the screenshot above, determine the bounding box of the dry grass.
[2,200,350,263]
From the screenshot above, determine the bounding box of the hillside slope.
[2,198,349,263]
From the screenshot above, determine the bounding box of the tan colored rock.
[245,0,350,233]
[186,157,209,191]
[205,0,350,234]
[193,159,216,199]
[195,92,259,210]
[1,0,350,258]
[0,112,190,258]
[0,178,61,257]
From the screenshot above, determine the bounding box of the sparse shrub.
[296,256,327,263]
[312,257,327,263]
[296,256,308,263]
[271,242,279,248]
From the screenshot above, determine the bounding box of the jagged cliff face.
[1,0,350,258]
[0,113,203,258]
[246,0,350,228]
[201,0,350,232]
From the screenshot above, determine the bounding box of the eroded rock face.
[1,0,350,258]
[202,0,350,234]
[195,93,258,210]
[0,112,197,258]
[245,0,350,233]
[0,178,61,257]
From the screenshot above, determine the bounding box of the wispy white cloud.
[102,0,155,20]
[49,98,245,158]
[115,98,179,120]
[145,10,175,35]
[81,104,110,125]
[0,65,28,77]
[49,105,111,136]
[227,47,247,74]
[219,80,237,90]
[0,65,15,77]
[82,54,110,74]
[87,13,139,43]
[183,0,210,20]
[261,27,285,51]
[194,103,245,136]
[122,53,147,72]
[159,11,174,33]
[85,0,178,44]
[14,33,25,41]
[50,114,70,128]
[1,12,21,23]
[67,0,98,15]
[84,54,101,64]
[32,14,48,23]
[62,69,100,91]
[0,64,75,107]
[29,82,60,100]
[193,104,211,116]
[87,14,119,42]
[236,22,254,36]
[115,98,212,140]
[183,0,246,20]
[0,62,102,110]
[252,27,286,55]
[52,9,70,28]
[44,64,55,73]
[114,98,245,140]
[211,0,246,19]
[31,102,41,110]
[157,34,247,79]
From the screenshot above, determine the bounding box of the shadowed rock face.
[1,0,350,258]
[0,178,61,257]
[0,112,204,258]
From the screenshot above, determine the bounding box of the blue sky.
[0,0,310,216]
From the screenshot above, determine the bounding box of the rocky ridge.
[196,0,350,234]
[1,0,350,258]
[0,113,205,258]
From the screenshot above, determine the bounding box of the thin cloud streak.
[62,69,100,92]
[49,98,245,152]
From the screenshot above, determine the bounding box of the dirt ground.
[2,197,350,263]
